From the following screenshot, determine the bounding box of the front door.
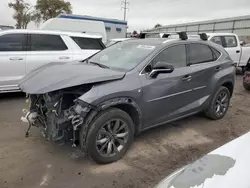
[140,44,197,127]
[222,35,241,66]
[0,33,27,91]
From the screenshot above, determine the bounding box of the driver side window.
[152,44,187,68]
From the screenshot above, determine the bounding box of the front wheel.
[205,86,231,120]
[84,108,134,164]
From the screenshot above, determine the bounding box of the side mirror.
[149,61,174,78]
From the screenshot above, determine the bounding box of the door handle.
[10,57,23,60]
[59,56,70,60]
[182,75,192,81]
[236,50,240,53]
[215,66,222,71]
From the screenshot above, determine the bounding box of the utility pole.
[121,0,129,21]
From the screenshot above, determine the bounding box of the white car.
[155,131,250,188]
[0,29,105,93]
[208,33,250,73]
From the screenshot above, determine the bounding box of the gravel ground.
[1,75,250,188]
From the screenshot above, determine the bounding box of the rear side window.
[211,36,223,46]
[153,44,187,68]
[211,47,221,60]
[0,34,26,51]
[188,44,214,65]
[71,37,104,50]
[224,36,237,48]
[30,34,68,51]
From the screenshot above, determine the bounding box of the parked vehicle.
[40,18,107,43]
[0,29,105,93]
[19,32,235,164]
[208,33,250,73]
[155,131,250,188]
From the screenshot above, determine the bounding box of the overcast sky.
[1,0,250,31]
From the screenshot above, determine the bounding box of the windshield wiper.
[88,61,110,69]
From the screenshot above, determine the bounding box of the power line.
[121,0,129,21]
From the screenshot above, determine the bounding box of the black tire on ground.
[243,77,250,91]
[205,86,231,120]
[84,108,134,164]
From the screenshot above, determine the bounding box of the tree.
[154,23,162,28]
[35,0,72,21]
[8,0,35,29]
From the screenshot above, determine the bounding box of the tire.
[205,86,231,120]
[243,72,250,91]
[84,108,134,164]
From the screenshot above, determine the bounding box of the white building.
[149,15,250,42]
[58,14,128,40]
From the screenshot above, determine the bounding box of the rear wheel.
[84,108,134,164]
[205,86,230,120]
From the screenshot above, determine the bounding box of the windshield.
[90,40,157,71]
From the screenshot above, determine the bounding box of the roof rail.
[139,31,188,40]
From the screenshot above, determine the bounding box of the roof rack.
[139,31,208,41]
[198,33,208,41]
[139,31,188,40]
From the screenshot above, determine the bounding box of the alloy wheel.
[96,119,129,157]
[215,91,229,116]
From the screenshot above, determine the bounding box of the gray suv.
[19,33,235,164]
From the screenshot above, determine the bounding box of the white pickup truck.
[0,29,105,93]
[208,33,250,73]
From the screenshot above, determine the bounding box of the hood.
[19,61,125,94]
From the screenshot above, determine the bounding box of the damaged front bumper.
[21,93,96,152]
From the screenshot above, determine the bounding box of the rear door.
[185,43,223,112]
[0,33,27,91]
[25,33,73,73]
[222,35,241,66]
